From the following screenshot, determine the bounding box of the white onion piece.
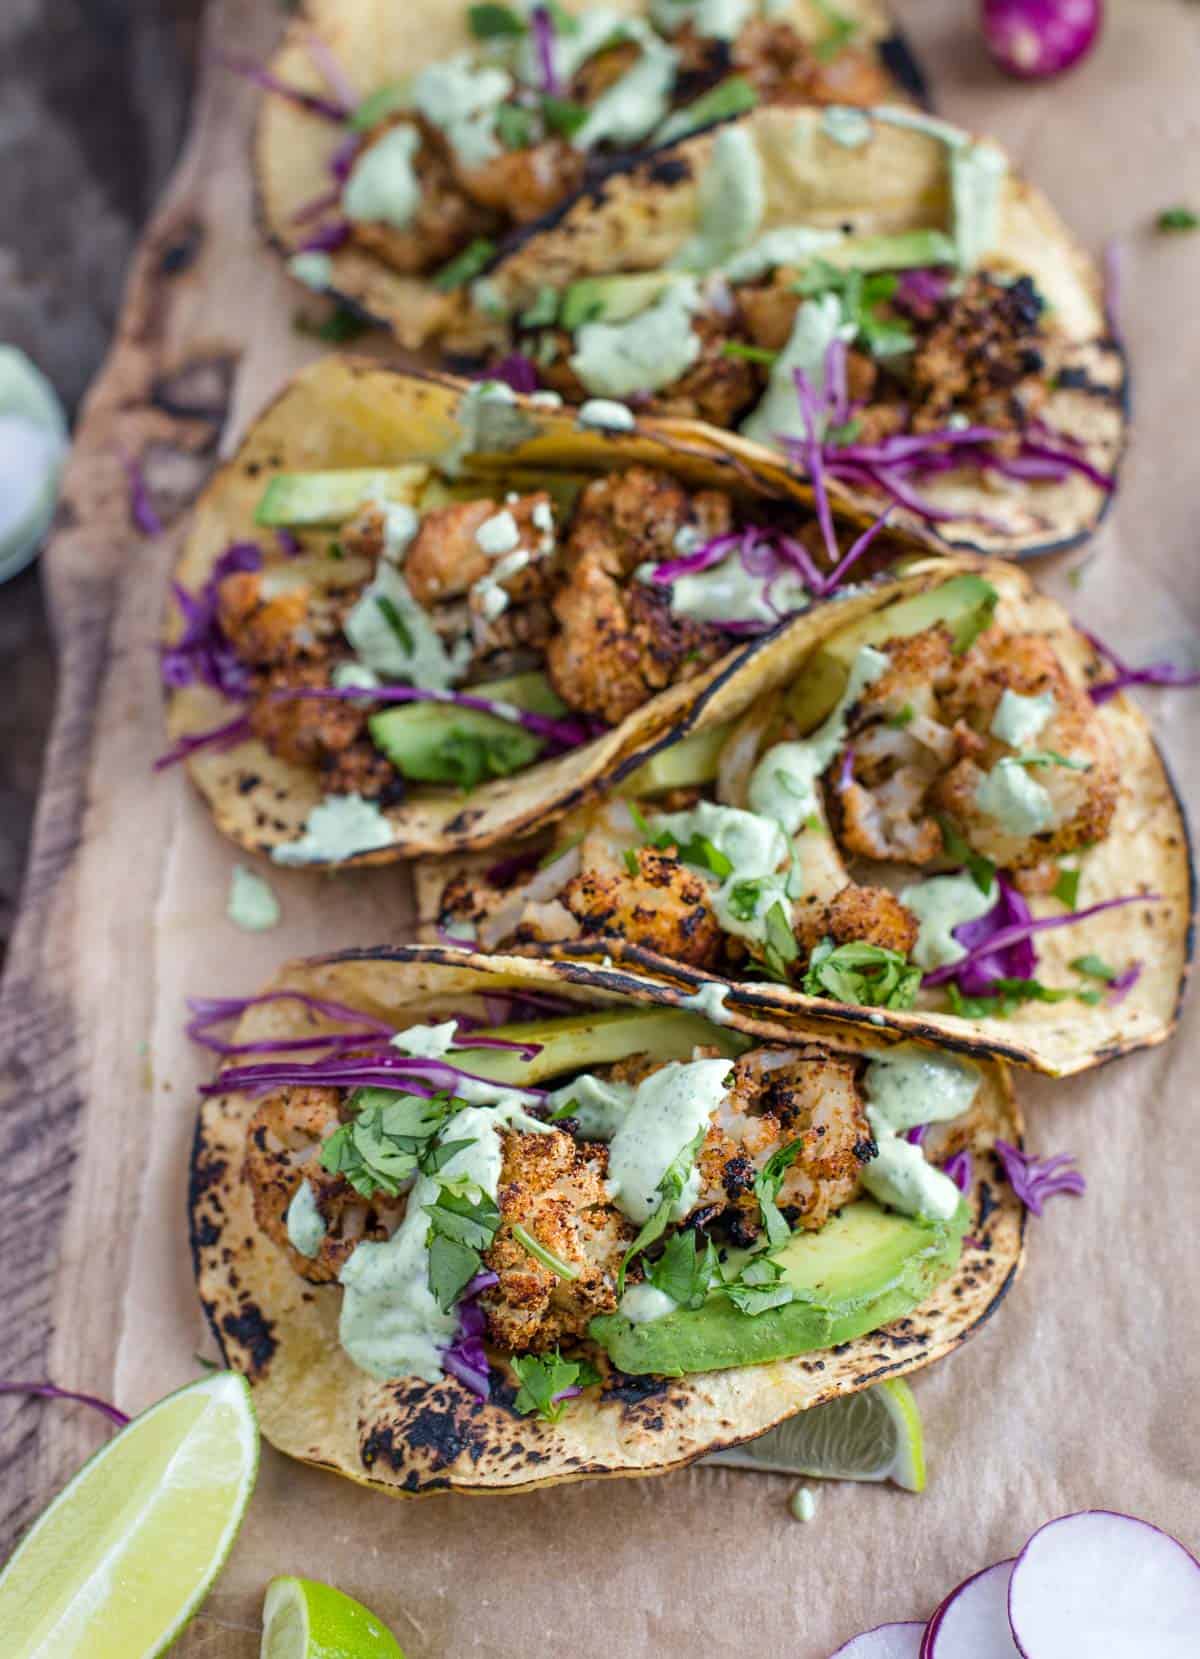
[832,1624,925,1659]
[476,845,582,950]
[1008,1511,1200,1658]
[924,1561,1017,1657]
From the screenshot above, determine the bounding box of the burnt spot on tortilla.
[878,31,932,109]
[976,1178,999,1229]
[221,1303,277,1376]
[605,1371,671,1405]
[645,156,691,187]
[236,773,261,795]
[446,807,486,836]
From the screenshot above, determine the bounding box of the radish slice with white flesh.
[1008,1511,1200,1657]
[832,1625,926,1659]
[923,1561,1018,1657]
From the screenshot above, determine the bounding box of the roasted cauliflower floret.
[561,841,725,969]
[243,1086,405,1285]
[792,882,921,962]
[481,1128,632,1352]
[247,661,399,800]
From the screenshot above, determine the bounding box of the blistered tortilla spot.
[221,1302,278,1376]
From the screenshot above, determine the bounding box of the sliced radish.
[832,1625,925,1659]
[1008,1511,1200,1657]
[923,1560,1017,1657]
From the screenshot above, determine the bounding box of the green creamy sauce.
[338,1100,546,1382]
[740,292,852,446]
[651,799,791,944]
[287,251,333,291]
[821,106,873,148]
[864,1043,982,1133]
[861,1109,962,1223]
[227,865,280,932]
[618,1283,680,1324]
[991,688,1057,748]
[975,759,1055,836]
[678,983,734,1025]
[344,559,469,691]
[748,645,891,833]
[900,871,996,970]
[672,127,764,272]
[872,106,1006,270]
[650,0,752,39]
[271,794,396,866]
[343,124,421,230]
[391,1020,459,1058]
[607,1057,734,1224]
[286,1179,327,1259]
[576,397,637,431]
[546,1075,636,1140]
[570,280,702,399]
[521,7,627,91]
[411,55,511,169]
[448,382,540,475]
[663,555,810,628]
[572,26,677,150]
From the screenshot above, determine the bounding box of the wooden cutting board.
[2,2,1198,1654]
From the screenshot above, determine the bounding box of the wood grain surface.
[1,3,1197,1655]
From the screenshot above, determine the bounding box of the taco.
[161,356,930,864]
[473,104,1127,559]
[416,561,1193,1077]
[250,0,927,348]
[189,946,1024,1496]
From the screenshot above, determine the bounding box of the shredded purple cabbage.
[530,5,561,95]
[1083,627,1200,705]
[924,892,1159,989]
[1107,960,1142,1004]
[185,990,394,1056]
[792,368,841,570]
[202,1051,548,1100]
[480,989,577,1025]
[0,1381,129,1428]
[291,186,342,225]
[297,219,352,254]
[994,1141,1086,1216]
[215,52,351,122]
[442,1287,494,1399]
[329,130,363,182]
[1103,236,1123,344]
[153,713,252,772]
[160,541,262,697]
[481,354,543,395]
[950,876,1037,993]
[305,37,358,111]
[837,747,855,792]
[121,449,164,535]
[904,1124,928,1147]
[894,267,951,316]
[270,684,593,752]
[942,1149,974,1195]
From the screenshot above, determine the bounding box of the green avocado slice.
[590,1199,968,1376]
[559,272,679,332]
[368,671,564,789]
[254,465,430,527]
[451,1007,748,1088]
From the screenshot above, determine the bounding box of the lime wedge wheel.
[705,1378,926,1491]
[261,1576,406,1658]
[0,1371,258,1657]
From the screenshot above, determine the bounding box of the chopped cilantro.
[945,976,1099,1019]
[623,848,641,877]
[496,103,538,149]
[631,809,733,880]
[888,703,915,729]
[320,1089,453,1196]
[761,900,800,985]
[1070,953,1118,983]
[520,286,561,328]
[1007,750,1092,772]
[802,938,921,1009]
[1157,206,1199,233]
[825,416,863,447]
[726,879,766,923]
[753,1139,804,1249]
[617,1125,709,1293]
[1053,865,1081,908]
[293,304,370,344]
[467,2,526,38]
[433,237,498,292]
[937,815,996,896]
[661,75,758,141]
[541,95,589,138]
[812,0,859,59]
[375,594,414,654]
[722,1255,795,1316]
[643,1230,721,1310]
[328,540,344,560]
[722,341,779,365]
[796,264,912,358]
[950,586,999,654]
[511,1222,581,1280]
[427,1232,484,1312]
[425,1179,501,1311]
[511,1350,597,1421]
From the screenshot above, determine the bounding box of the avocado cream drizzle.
[286,1179,327,1259]
[570,280,703,400]
[864,1044,982,1133]
[571,25,677,151]
[272,794,397,866]
[343,124,421,231]
[900,871,996,971]
[607,1057,733,1225]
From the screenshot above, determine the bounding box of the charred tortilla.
[190,947,1024,1497]
[480,105,1126,560]
[414,562,1192,1077]
[164,357,931,863]
[254,0,927,350]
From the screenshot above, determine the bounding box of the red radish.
[980,0,1101,80]
[831,1626,925,1659]
[922,1561,1018,1657]
[1008,1511,1200,1656]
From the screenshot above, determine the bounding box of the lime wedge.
[262,1576,406,1658]
[0,1371,258,1656]
[705,1378,926,1491]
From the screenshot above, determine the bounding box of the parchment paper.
[37,2,1200,1653]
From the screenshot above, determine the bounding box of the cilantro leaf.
[426,1183,501,1252]
[812,0,859,59]
[945,976,1099,1019]
[375,594,414,654]
[540,95,589,139]
[937,815,996,896]
[467,2,526,38]
[802,938,921,1009]
[1070,953,1118,983]
[293,304,370,344]
[726,878,767,923]
[643,1230,722,1310]
[760,900,800,985]
[496,103,538,149]
[949,587,999,654]
[427,1232,482,1312]
[432,237,497,292]
[1007,750,1092,772]
[511,1222,580,1281]
[623,848,641,877]
[795,265,912,358]
[320,1089,454,1197]
[511,1350,594,1421]
[753,1139,804,1249]
[1053,865,1081,908]
[1157,206,1199,233]
[721,1255,795,1316]
[888,703,915,729]
[722,341,779,365]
